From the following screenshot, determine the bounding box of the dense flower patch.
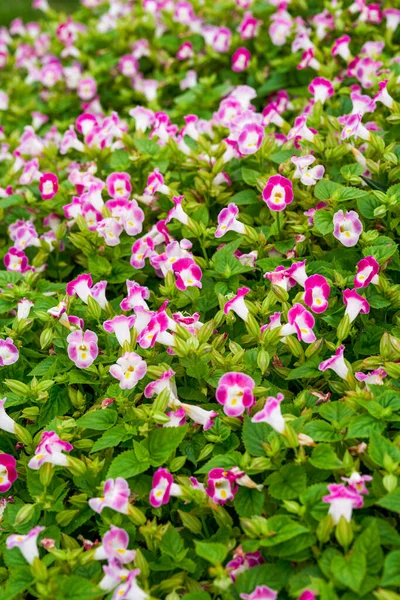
[1,0,400,598]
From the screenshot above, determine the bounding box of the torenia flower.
[106,172,131,200]
[319,345,348,380]
[144,369,177,402]
[39,173,58,200]
[149,468,182,508]
[298,591,316,600]
[173,258,203,291]
[97,218,124,247]
[166,195,189,226]
[89,478,130,514]
[342,472,372,495]
[281,303,316,344]
[0,398,16,433]
[66,273,92,303]
[332,34,351,60]
[94,526,136,564]
[354,256,379,288]
[291,155,325,185]
[384,8,400,31]
[181,403,218,430]
[264,266,293,291]
[308,77,334,103]
[28,431,73,470]
[104,315,136,347]
[262,175,293,211]
[224,287,250,322]
[206,468,240,504]
[252,393,285,434]
[4,247,29,272]
[355,368,387,389]
[0,338,19,366]
[341,114,371,141]
[240,586,278,600]
[232,47,251,72]
[67,329,98,368]
[0,453,18,492]
[164,407,186,427]
[6,526,45,564]
[144,168,170,196]
[227,548,264,582]
[343,289,370,322]
[286,260,308,287]
[215,203,246,238]
[333,210,363,247]
[109,352,147,390]
[120,280,150,311]
[216,372,255,417]
[17,298,34,320]
[112,570,148,600]
[323,483,363,523]
[287,115,316,142]
[304,274,330,313]
[237,123,264,155]
[130,237,155,269]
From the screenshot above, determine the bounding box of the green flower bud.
[14,503,35,526]
[40,328,54,350]
[56,510,79,527]
[178,510,202,534]
[335,515,354,549]
[127,504,146,525]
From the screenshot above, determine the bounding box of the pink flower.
[0,338,19,366]
[111,570,147,600]
[78,77,97,101]
[137,312,175,349]
[355,368,387,389]
[384,8,400,31]
[286,260,308,287]
[120,280,150,311]
[150,468,182,507]
[76,113,98,137]
[333,210,363,247]
[236,123,264,155]
[232,47,251,72]
[342,472,372,495]
[39,173,58,200]
[332,34,351,61]
[181,403,218,430]
[227,549,264,582]
[130,237,155,269]
[319,345,348,380]
[252,393,285,433]
[164,407,187,427]
[4,247,29,272]
[94,526,136,564]
[341,114,371,141]
[6,526,45,564]
[262,174,293,211]
[269,18,292,46]
[66,273,93,303]
[238,12,261,39]
[119,55,138,77]
[343,289,370,322]
[109,352,147,390]
[206,468,240,504]
[106,172,131,200]
[67,329,98,368]
[323,483,363,523]
[28,431,73,470]
[216,372,255,417]
[0,454,18,492]
[308,77,334,104]
[240,586,278,600]
[280,303,316,344]
[0,398,16,433]
[144,369,177,402]
[298,591,316,600]
[89,478,130,514]
[17,298,34,321]
[166,195,189,226]
[224,287,250,322]
[350,91,376,115]
[129,106,155,132]
[103,315,136,347]
[177,41,193,60]
[287,115,316,143]
[97,218,124,247]
[215,203,246,238]
[144,168,170,196]
[304,274,330,313]
[291,155,324,185]
[173,258,203,291]
[264,266,293,291]
[374,80,394,109]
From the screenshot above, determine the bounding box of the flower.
[262,174,294,211]
[164,407,186,427]
[109,352,147,389]
[280,303,316,344]
[103,315,136,347]
[341,114,371,141]
[111,569,148,600]
[304,274,330,313]
[286,260,308,287]
[97,218,124,247]
[4,247,29,272]
[226,549,264,582]
[0,454,18,492]
[224,287,250,322]
[89,478,130,514]
[240,586,278,600]
[144,369,177,402]
[323,483,364,523]
[67,329,98,368]
[94,526,136,564]
[39,173,58,200]
[355,368,387,389]
[106,172,132,200]
[354,256,379,288]
[308,77,334,103]
[319,345,348,380]
[166,195,189,225]
[342,472,372,495]
[332,34,351,61]
[291,155,325,185]
[173,258,203,291]
[206,468,241,504]
[215,203,246,238]
[120,281,150,311]
[216,372,255,417]
[232,47,251,72]
[236,123,264,155]
[252,393,285,433]
[333,209,363,247]
[0,338,19,366]
[66,273,93,303]
[0,398,16,433]
[28,431,73,470]
[298,591,316,600]
[149,468,182,507]
[17,298,34,320]
[6,526,45,564]
[343,289,370,322]
[181,403,218,430]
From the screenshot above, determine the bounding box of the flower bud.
[14,503,35,526]
[337,314,351,342]
[335,515,354,548]
[30,557,48,582]
[14,424,33,446]
[5,379,30,396]
[178,509,202,534]
[316,514,334,543]
[87,295,102,320]
[40,328,54,350]
[66,457,87,476]
[384,363,400,378]
[257,349,270,374]
[127,504,146,525]
[40,463,54,487]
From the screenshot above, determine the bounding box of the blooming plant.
[0,0,400,599]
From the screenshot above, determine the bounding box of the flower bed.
[0,1,400,599]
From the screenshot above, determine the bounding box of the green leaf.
[107,449,149,479]
[357,193,381,219]
[0,194,24,209]
[77,409,117,431]
[260,515,309,546]
[90,425,126,453]
[133,136,160,156]
[363,242,398,263]
[230,189,259,205]
[314,179,342,201]
[235,562,291,593]
[3,567,33,600]
[286,357,321,380]
[313,210,334,235]
[369,431,400,467]
[196,451,242,474]
[341,164,364,178]
[303,420,342,442]
[0,271,23,285]
[148,425,189,466]
[212,239,251,276]
[331,551,366,593]
[377,488,400,514]
[182,593,211,600]
[353,521,383,575]
[233,487,264,517]
[336,187,368,201]
[346,414,385,439]
[242,167,261,186]
[194,541,227,565]
[109,149,130,170]
[266,464,307,499]
[38,385,72,427]
[381,550,400,586]
[160,524,186,559]
[55,575,104,600]
[309,444,343,470]
[242,416,269,457]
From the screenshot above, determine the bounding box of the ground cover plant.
[0,0,400,599]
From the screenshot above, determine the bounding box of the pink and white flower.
[286,260,308,287]
[103,315,136,347]
[130,237,155,269]
[78,77,97,101]
[224,287,250,322]
[238,12,261,39]
[343,289,370,322]
[67,329,98,368]
[111,569,148,600]
[215,203,246,238]
[28,431,73,470]
[137,312,175,349]
[287,115,316,143]
[236,123,264,155]
[66,273,93,303]
[149,468,182,507]
[354,256,379,288]
[144,168,170,197]
[173,258,203,291]
[319,345,349,380]
[97,218,124,247]
[262,174,293,211]
[120,280,150,311]
[17,298,34,321]
[89,478,130,514]
[144,369,178,403]
[4,247,29,272]
[308,77,334,104]
[109,352,147,390]
[216,372,255,417]
[232,47,251,72]
[0,398,16,433]
[341,114,371,141]
[181,403,218,430]
[355,368,387,389]
[165,407,186,427]
[94,526,136,564]
[106,172,131,200]
[291,155,324,186]
[374,80,395,109]
[323,483,363,523]
[333,210,363,247]
[342,472,372,495]
[206,468,241,504]
[384,8,400,31]
[332,35,351,61]
[280,303,316,344]
[304,274,330,313]
[166,195,189,226]
[6,526,45,564]
[240,586,278,600]
[0,338,19,366]
[252,393,285,434]
[0,453,18,492]
[119,55,138,77]
[39,173,58,200]
[226,548,264,582]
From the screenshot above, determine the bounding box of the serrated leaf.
[309,444,343,470]
[77,409,117,431]
[266,464,307,499]
[90,424,127,453]
[194,541,227,565]
[233,486,264,517]
[303,420,342,442]
[242,416,270,457]
[147,425,189,466]
[107,449,150,479]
